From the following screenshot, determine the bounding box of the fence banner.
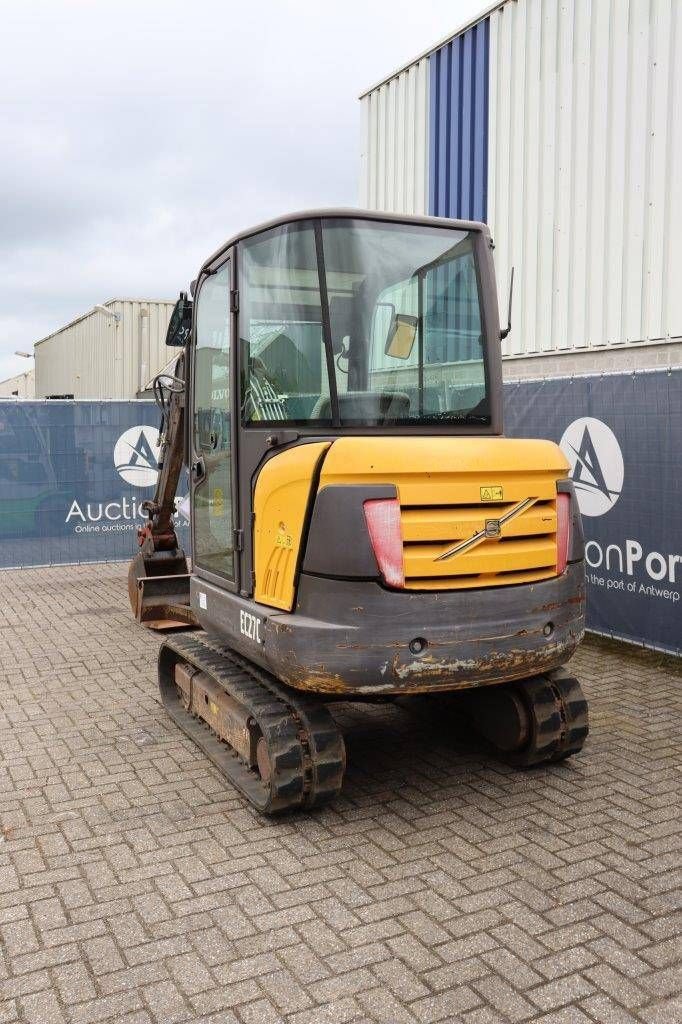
[0,401,189,570]
[504,368,681,655]
[1,371,679,654]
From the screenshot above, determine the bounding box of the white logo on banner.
[559,417,624,517]
[113,425,159,487]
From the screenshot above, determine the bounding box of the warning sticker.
[212,487,224,516]
[480,486,503,502]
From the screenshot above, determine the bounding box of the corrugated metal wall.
[489,0,682,356]
[360,0,682,360]
[34,300,174,399]
[0,369,34,398]
[428,19,489,221]
[359,58,429,215]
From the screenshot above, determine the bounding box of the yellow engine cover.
[253,436,570,610]
[319,436,570,591]
[253,442,330,611]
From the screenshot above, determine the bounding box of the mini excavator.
[128,209,588,814]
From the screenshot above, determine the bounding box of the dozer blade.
[128,551,198,630]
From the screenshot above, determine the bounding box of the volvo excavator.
[128,209,588,814]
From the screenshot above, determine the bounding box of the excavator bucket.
[127,550,197,630]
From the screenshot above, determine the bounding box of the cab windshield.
[239,217,489,427]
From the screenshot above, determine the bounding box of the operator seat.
[311,391,411,424]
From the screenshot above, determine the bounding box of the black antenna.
[500,266,514,340]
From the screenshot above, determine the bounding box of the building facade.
[0,368,35,398]
[360,0,682,376]
[34,299,174,399]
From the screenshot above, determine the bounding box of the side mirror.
[385,313,418,360]
[166,291,193,347]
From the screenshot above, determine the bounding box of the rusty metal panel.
[174,664,257,765]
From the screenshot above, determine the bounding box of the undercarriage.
[159,633,346,813]
[158,632,588,814]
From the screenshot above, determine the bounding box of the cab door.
[191,258,238,589]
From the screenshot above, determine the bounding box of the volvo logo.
[560,417,624,517]
[113,425,160,487]
[435,498,537,562]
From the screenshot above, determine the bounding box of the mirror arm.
[500,266,514,340]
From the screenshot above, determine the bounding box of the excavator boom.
[127,351,197,629]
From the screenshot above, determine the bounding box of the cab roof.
[200,207,488,276]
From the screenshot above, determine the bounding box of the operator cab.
[237,214,497,431]
[184,211,503,594]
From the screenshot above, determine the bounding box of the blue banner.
[505,369,681,656]
[1,371,679,655]
[0,401,189,569]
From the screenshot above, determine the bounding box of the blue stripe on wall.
[428,19,490,222]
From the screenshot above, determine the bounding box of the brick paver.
[0,564,680,1024]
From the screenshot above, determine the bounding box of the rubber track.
[158,633,345,814]
[546,670,589,763]
[508,670,589,767]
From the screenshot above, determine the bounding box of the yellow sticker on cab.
[212,487,224,516]
[480,486,503,502]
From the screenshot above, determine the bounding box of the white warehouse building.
[360,0,682,376]
[34,298,175,400]
[0,368,35,399]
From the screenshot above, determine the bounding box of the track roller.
[465,668,589,767]
[158,633,345,814]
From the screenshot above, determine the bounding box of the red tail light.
[363,498,405,588]
[556,492,571,575]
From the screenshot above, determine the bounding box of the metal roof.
[34,298,174,347]
[358,0,508,98]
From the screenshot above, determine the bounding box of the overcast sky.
[1,0,484,381]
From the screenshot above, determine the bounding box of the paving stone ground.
[0,563,680,1024]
